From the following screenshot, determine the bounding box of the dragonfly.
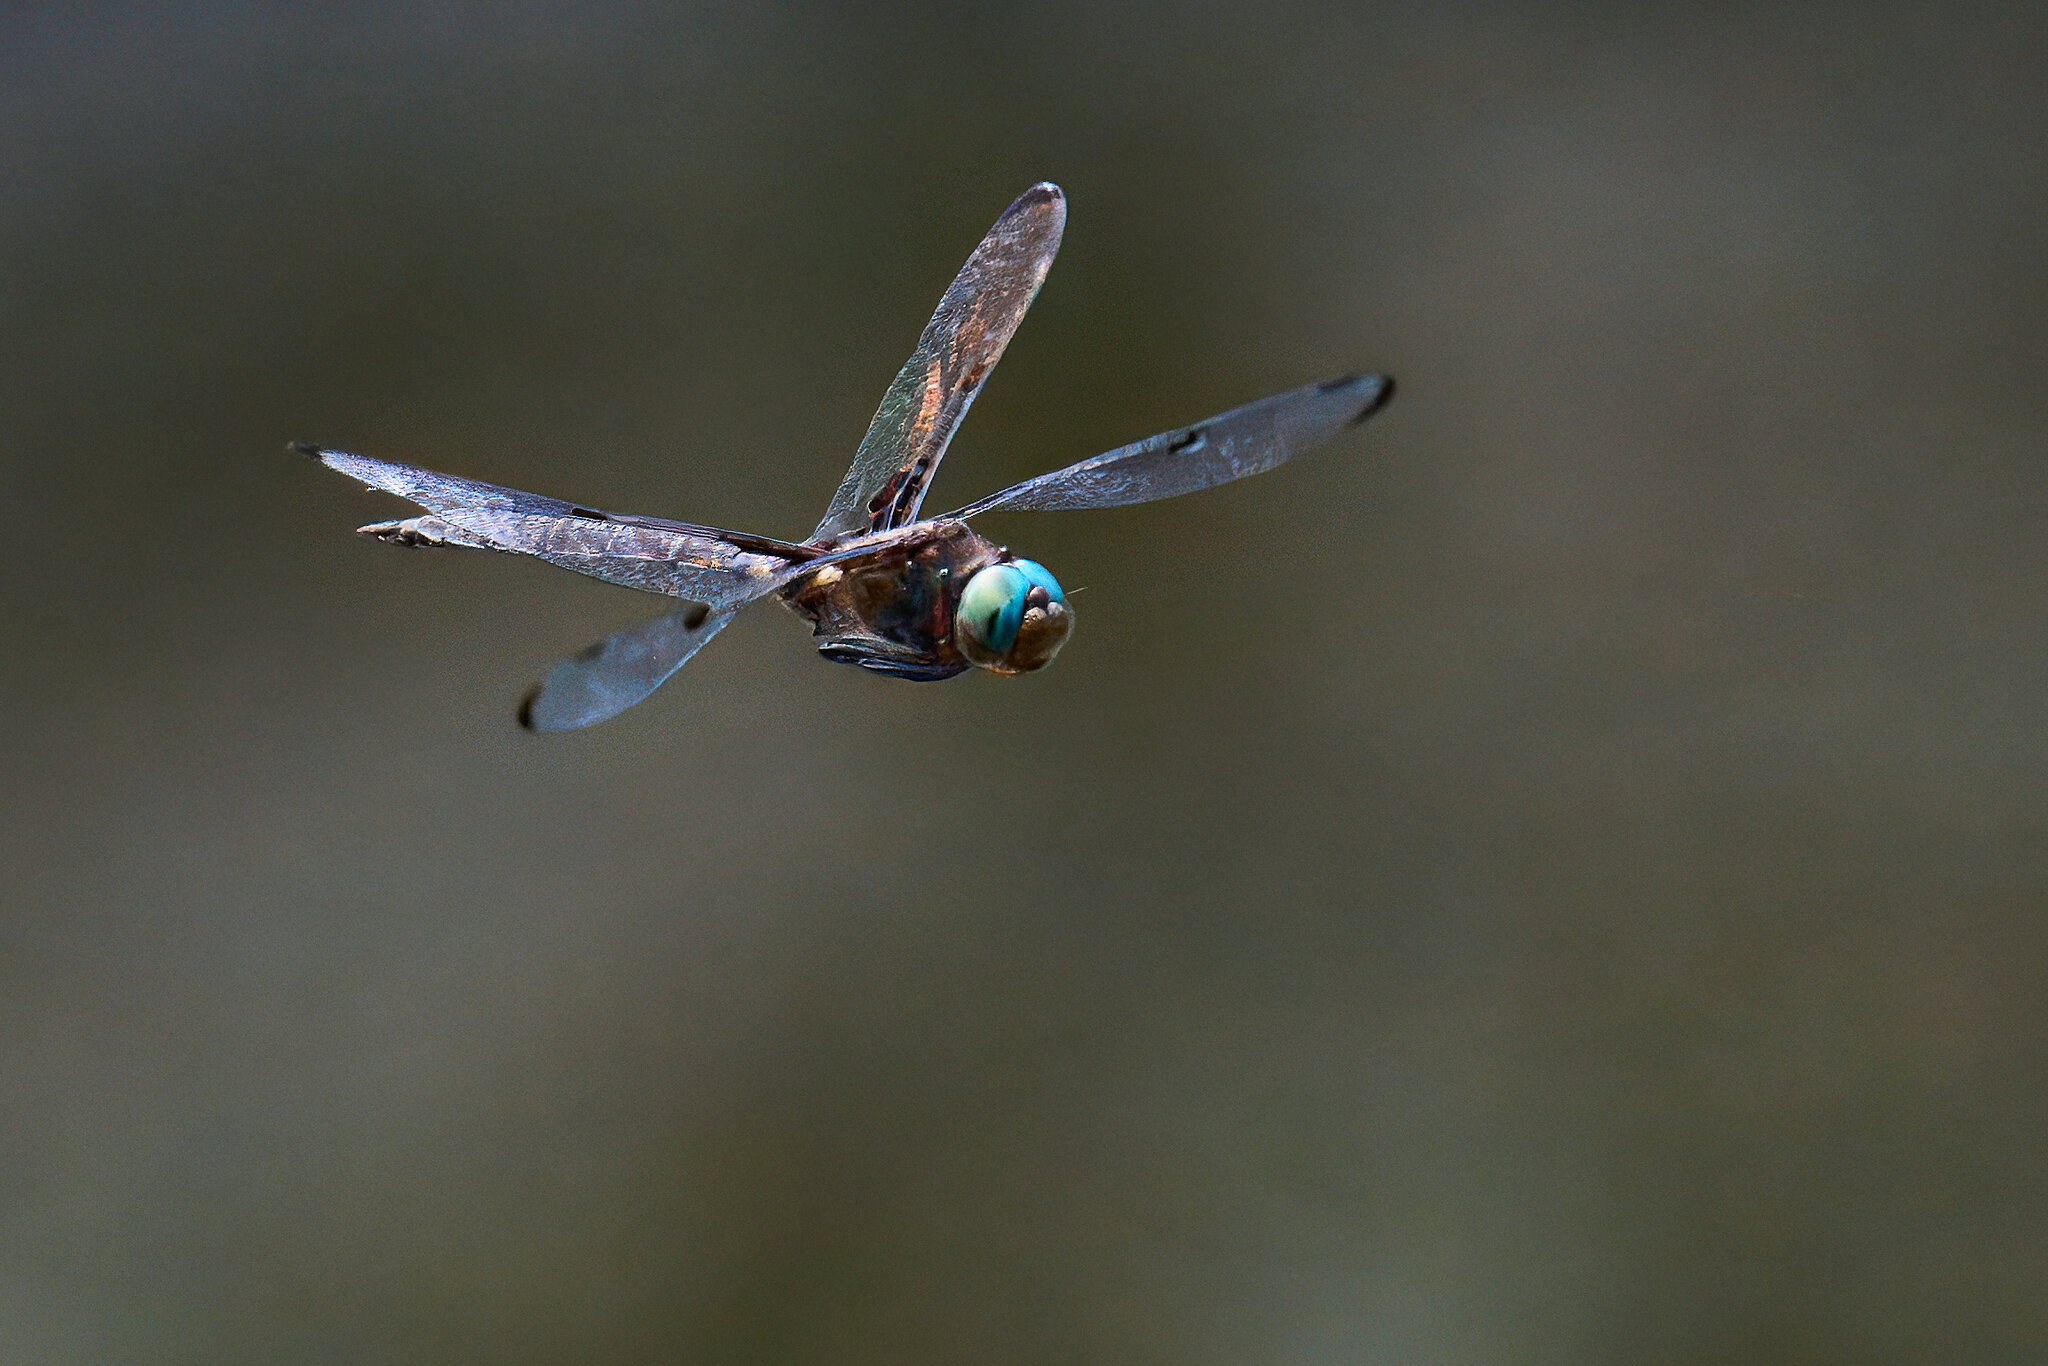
[295,182,1393,730]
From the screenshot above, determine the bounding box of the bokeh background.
[4,2,2047,1361]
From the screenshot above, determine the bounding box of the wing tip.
[1324,372,1393,425]
[1010,181,1066,226]
[516,684,543,731]
[287,439,325,460]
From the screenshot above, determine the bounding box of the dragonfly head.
[953,557,1073,674]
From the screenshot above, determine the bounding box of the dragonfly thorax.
[778,521,1073,680]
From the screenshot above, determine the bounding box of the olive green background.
[4,3,2046,1362]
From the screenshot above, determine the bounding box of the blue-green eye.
[1008,558,1065,604]
[957,564,1028,654]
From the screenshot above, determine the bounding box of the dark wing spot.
[516,685,542,730]
[1169,428,1207,454]
[1010,183,1063,215]
[1346,375,1394,425]
[573,640,608,663]
[681,602,711,630]
[287,440,322,459]
[569,506,606,520]
[867,467,911,515]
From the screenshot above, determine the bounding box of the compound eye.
[1009,558,1066,605]
[955,564,1029,660]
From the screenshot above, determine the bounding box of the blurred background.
[3,2,2046,1361]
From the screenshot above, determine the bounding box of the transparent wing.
[945,374,1393,517]
[518,603,738,731]
[812,182,1066,542]
[297,443,810,610]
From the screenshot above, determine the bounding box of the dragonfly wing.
[811,183,1066,542]
[946,373,1392,517]
[298,443,805,610]
[518,602,740,730]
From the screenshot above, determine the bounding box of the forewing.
[812,183,1066,541]
[519,603,737,731]
[946,373,1392,517]
[299,443,806,609]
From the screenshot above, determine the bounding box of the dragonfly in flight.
[296,183,1393,729]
